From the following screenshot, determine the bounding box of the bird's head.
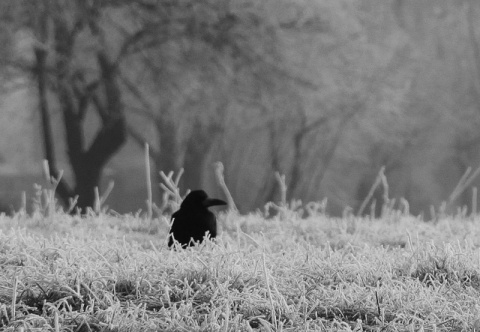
[181,190,227,209]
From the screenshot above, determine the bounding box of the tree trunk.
[74,162,102,211]
[154,116,184,188]
[260,121,283,204]
[288,126,305,200]
[288,112,328,200]
[55,53,126,213]
[71,117,126,212]
[183,138,208,191]
[182,126,220,192]
[34,46,74,206]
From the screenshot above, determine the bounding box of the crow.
[168,190,227,248]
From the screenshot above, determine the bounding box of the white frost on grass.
[0,210,479,330]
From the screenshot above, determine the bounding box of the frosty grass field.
[1,204,480,331]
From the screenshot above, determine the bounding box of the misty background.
[0,0,479,216]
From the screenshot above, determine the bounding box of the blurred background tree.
[0,0,479,216]
[0,1,131,211]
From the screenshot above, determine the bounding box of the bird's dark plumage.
[168,190,227,248]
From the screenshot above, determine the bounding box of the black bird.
[168,190,227,248]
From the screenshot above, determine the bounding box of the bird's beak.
[203,198,227,207]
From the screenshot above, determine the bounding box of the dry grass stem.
[214,162,238,212]
[357,166,385,216]
[275,172,287,207]
[448,165,480,208]
[145,143,153,219]
[472,187,477,217]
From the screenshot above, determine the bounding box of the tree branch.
[85,51,126,167]
[120,73,157,117]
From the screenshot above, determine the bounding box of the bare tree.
[1,1,136,211]
[122,0,305,194]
